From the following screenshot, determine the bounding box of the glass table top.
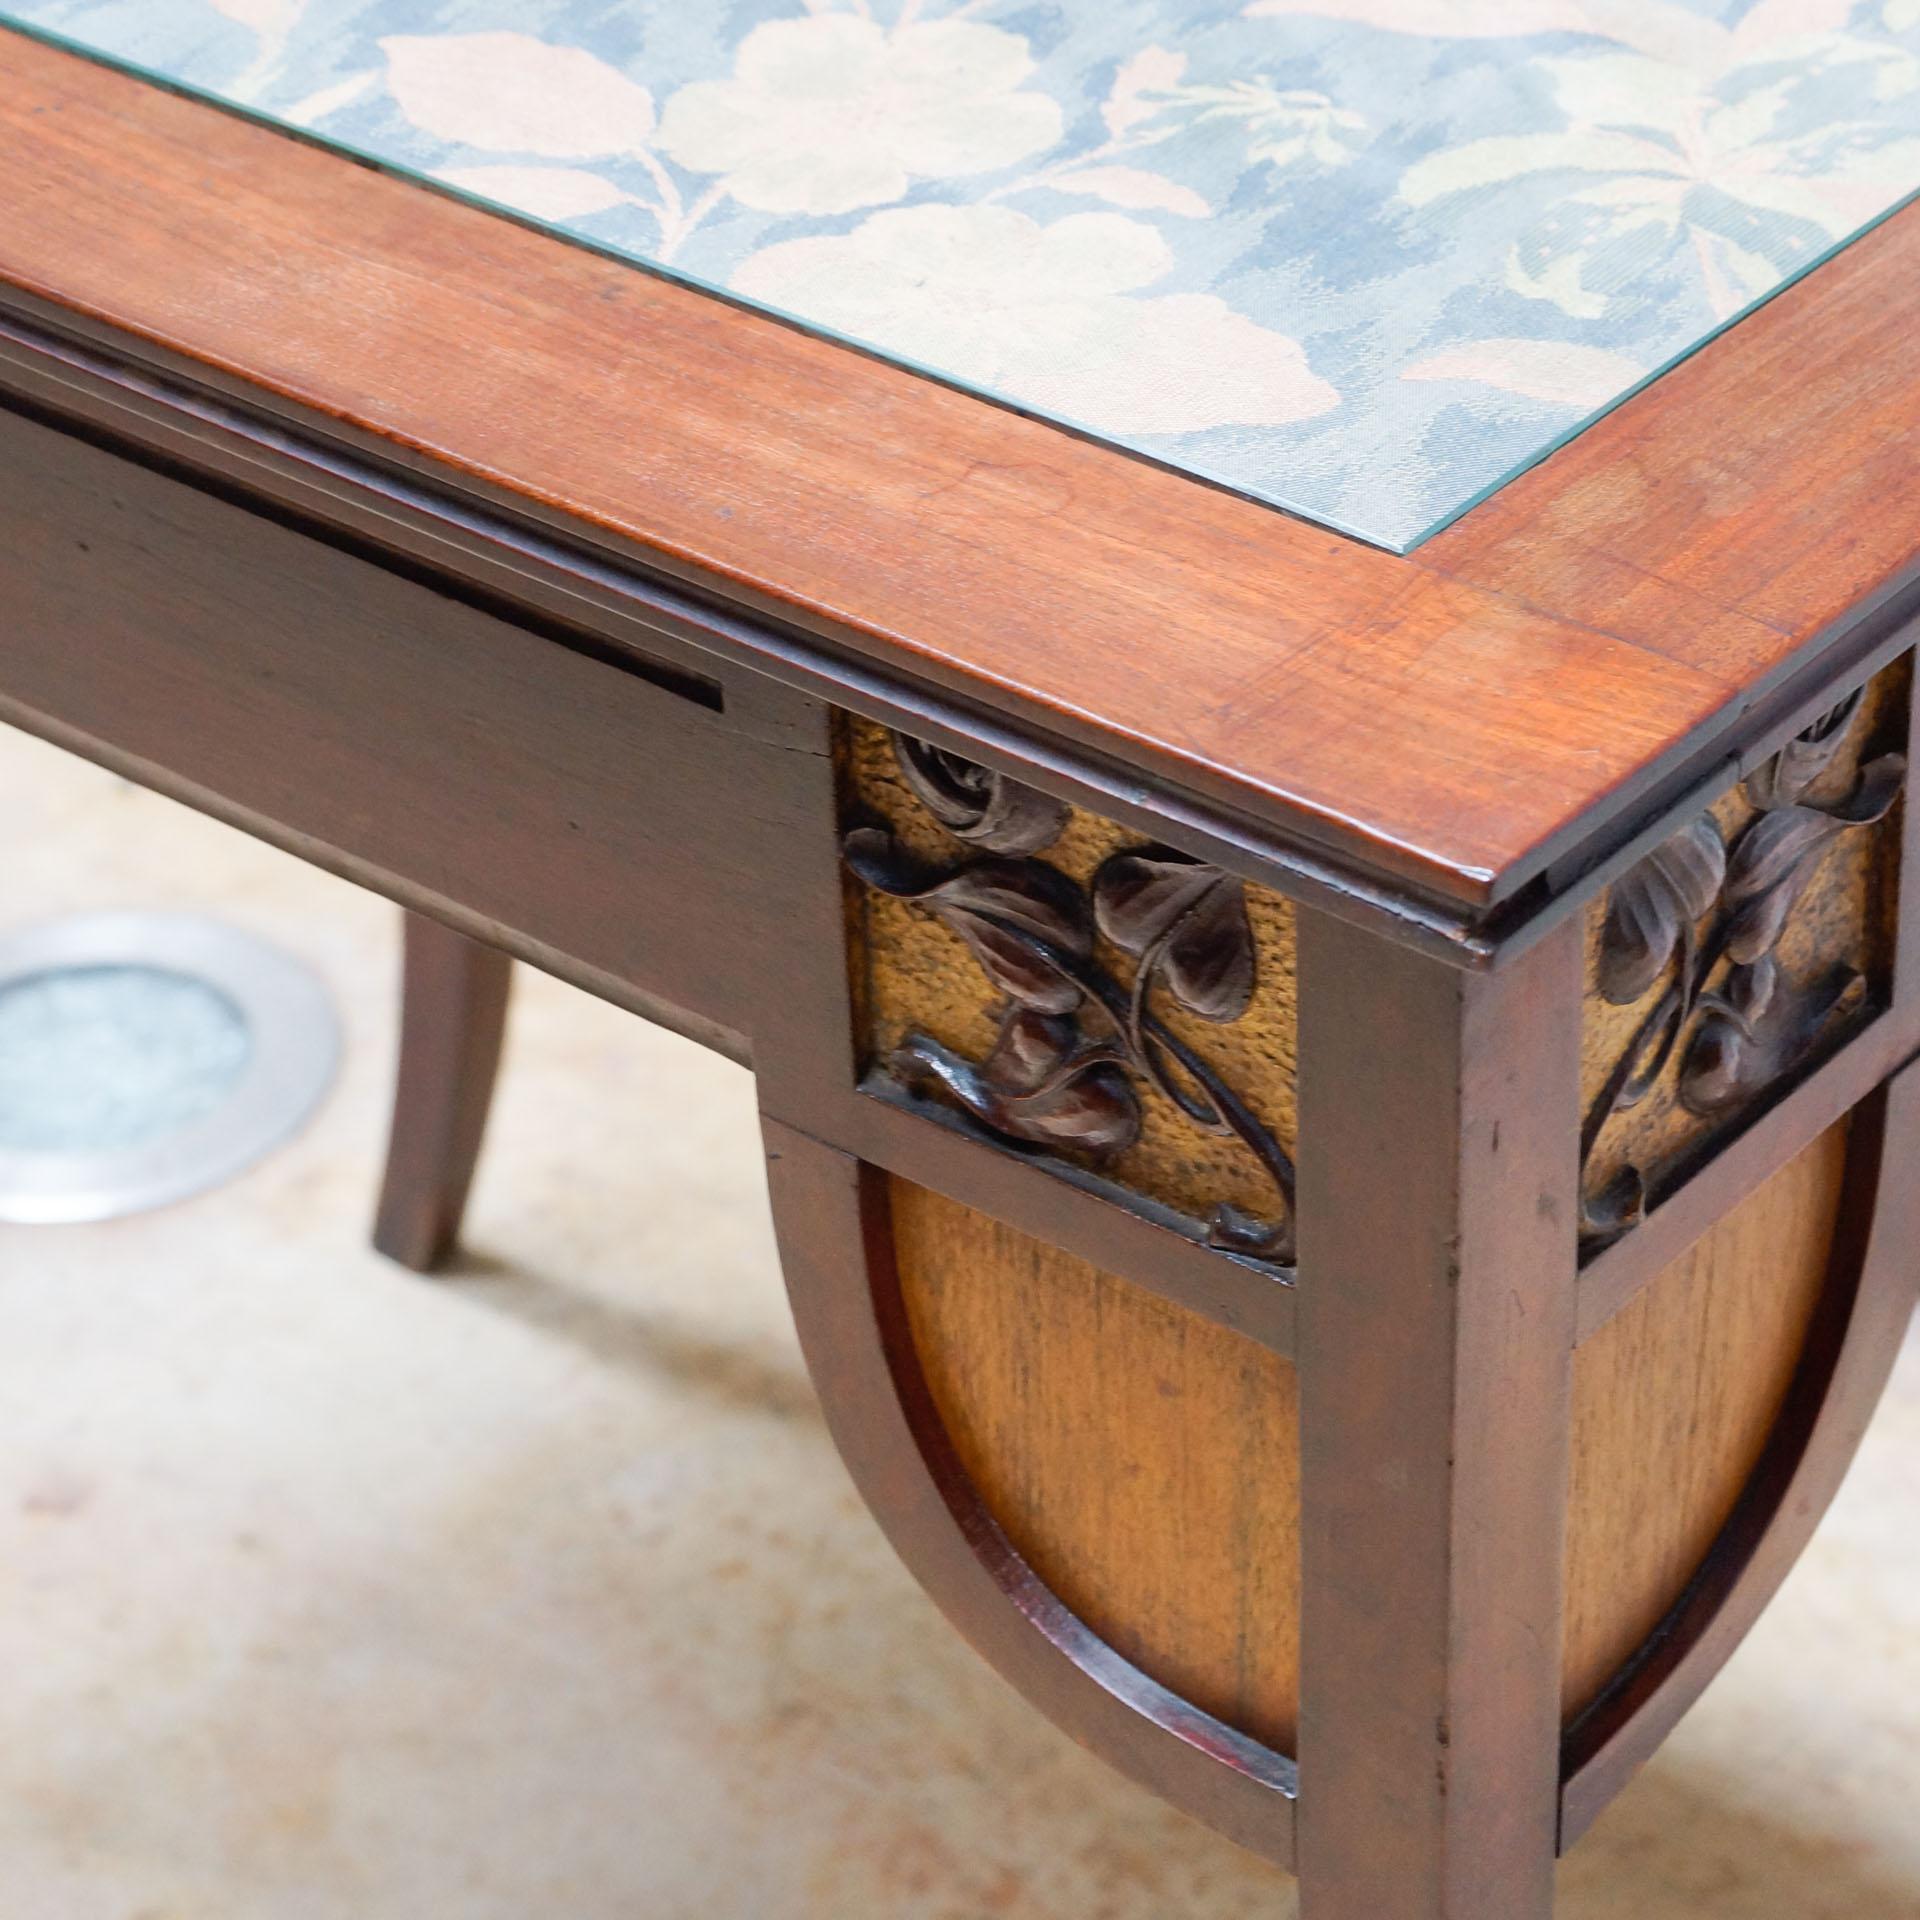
[8,1,1919,550]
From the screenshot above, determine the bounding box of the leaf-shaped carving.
[1731,953,1777,1024]
[1681,966,1864,1118]
[1093,849,1256,1022]
[850,782,1295,1263]
[1584,680,1906,1250]
[843,830,1091,1015]
[891,1027,1141,1157]
[1743,689,1865,810]
[1678,1006,1748,1116]
[1722,754,1906,964]
[891,735,1068,855]
[1597,817,1726,1006]
[980,1008,1080,1091]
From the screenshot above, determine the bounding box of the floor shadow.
[1561,1750,1920,1917]
[431,1248,826,1427]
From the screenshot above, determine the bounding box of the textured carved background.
[1581,658,1908,1229]
[841,716,1298,1243]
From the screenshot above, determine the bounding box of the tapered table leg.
[373,911,512,1272]
[1294,911,1583,1919]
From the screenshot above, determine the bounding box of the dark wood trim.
[0,393,823,1066]
[1560,1063,1920,1845]
[762,1117,1300,1866]
[841,1085,1297,1358]
[9,28,1920,916]
[1293,909,1584,1918]
[1890,651,1920,1018]
[0,296,1498,963]
[373,913,513,1273]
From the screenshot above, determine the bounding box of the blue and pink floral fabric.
[9,0,1919,547]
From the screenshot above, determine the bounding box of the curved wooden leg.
[373,911,512,1272]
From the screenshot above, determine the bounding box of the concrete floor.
[2,719,1916,1920]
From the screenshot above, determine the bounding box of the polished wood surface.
[893,1179,1301,1756]
[1562,1070,1920,1842]
[374,913,514,1273]
[877,1116,1862,1760]
[767,1124,1300,1867]
[1294,910,1583,1917]
[0,396,807,1060]
[1562,1122,1849,1718]
[7,27,1919,1908]
[7,29,1920,915]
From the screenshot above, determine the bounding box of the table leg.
[758,693,1912,1907]
[1293,910,1582,1919]
[373,911,512,1271]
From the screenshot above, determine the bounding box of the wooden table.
[3,19,1917,1917]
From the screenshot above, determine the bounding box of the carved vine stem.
[846,735,1296,1263]
[1582,690,1905,1248]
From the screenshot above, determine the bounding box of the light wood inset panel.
[892,1126,1846,1754]
[1562,1122,1849,1718]
[892,1178,1301,1756]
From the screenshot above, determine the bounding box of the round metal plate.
[0,912,339,1224]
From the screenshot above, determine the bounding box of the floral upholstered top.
[8,0,1919,549]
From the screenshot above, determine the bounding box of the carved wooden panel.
[840,717,1298,1262]
[1580,661,1908,1248]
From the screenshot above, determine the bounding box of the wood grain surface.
[893,1177,1303,1755]
[885,1118,1857,1754]
[0,395,805,1060]
[6,29,1918,911]
[1561,1120,1849,1718]
[373,913,514,1273]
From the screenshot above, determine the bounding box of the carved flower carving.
[890,736,1069,855]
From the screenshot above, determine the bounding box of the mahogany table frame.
[3,30,1918,1919]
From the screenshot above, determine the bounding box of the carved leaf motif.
[849,782,1294,1263]
[1681,965,1864,1118]
[891,1028,1141,1157]
[891,735,1068,855]
[1731,953,1777,1023]
[1743,689,1865,810]
[1597,817,1726,1006]
[1092,850,1256,1021]
[981,1009,1079,1091]
[1722,754,1906,964]
[842,830,1091,1015]
[1584,679,1906,1248]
